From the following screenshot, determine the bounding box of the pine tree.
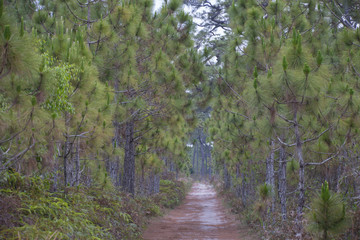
[307,181,348,240]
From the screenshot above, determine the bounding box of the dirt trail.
[143,182,259,240]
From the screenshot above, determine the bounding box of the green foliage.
[306,181,349,240]
[20,17,24,37]
[0,16,40,77]
[303,63,310,77]
[287,159,299,173]
[4,25,10,40]
[42,56,79,114]
[282,56,288,71]
[0,172,187,240]
[316,50,323,67]
[157,179,186,208]
[258,183,272,201]
[0,0,3,18]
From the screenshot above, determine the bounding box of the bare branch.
[302,127,331,144]
[277,136,296,147]
[276,113,296,125]
[306,154,338,166]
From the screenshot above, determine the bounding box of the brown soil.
[143,182,259,240]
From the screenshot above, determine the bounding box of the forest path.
[143,182,259,240]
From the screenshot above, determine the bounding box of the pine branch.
[302,127,331,144]
[0,135,36,171]
[276,112,296,125]
[277,136,296,147]
[306,129,349,166]
[306,154,338,166]
[66,131,91,138]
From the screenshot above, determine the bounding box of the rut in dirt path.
[143,182,259,240]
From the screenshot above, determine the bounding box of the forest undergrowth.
[0,170,190,240]
[213,178,360,240]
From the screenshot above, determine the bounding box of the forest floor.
[143,182,259,240]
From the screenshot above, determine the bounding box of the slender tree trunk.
[141,164,145,195]
[236,164,241,197]
[106,155,120,187]
[154,173,160,194]
[196,140,199,176]
[336,150,347,193]
[113,79,122,188]
[208,145,212,178]
[278,144,287,220]
[52,147,59,192]
[63,138,70,187]
[147,173,152,195]
[75,138,80,186]
[205,146,208,179]
[224,162,231,189]
[63,112,70,187]
[200,137,205,180]
[122,120,135,195]
[295,111,305,234]
[265,139,275,212]
[192,141,197,174]
[241,172,247,206]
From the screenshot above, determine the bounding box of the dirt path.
[143,182,259,240]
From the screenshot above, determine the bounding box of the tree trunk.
[141,164,145,195]
[192,141,197,174]
[113,84,122,188]
[196,140,199,175]
[295,112,305,234]
[200,136,205,180]
[336,150,347,193]
[236,164,241,197]
[205,145,208,179]
[224,162,231,190]
[63,112,73,188]
[241,172,247,206]
[278,144,287,220]
[265,139,275,212]
[75,138,80,186]
[63,139,70,186]
[122,120,135,195]
[154,173,160,194]
[208,145,212,178]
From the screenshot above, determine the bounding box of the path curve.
[143,182,258,240]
